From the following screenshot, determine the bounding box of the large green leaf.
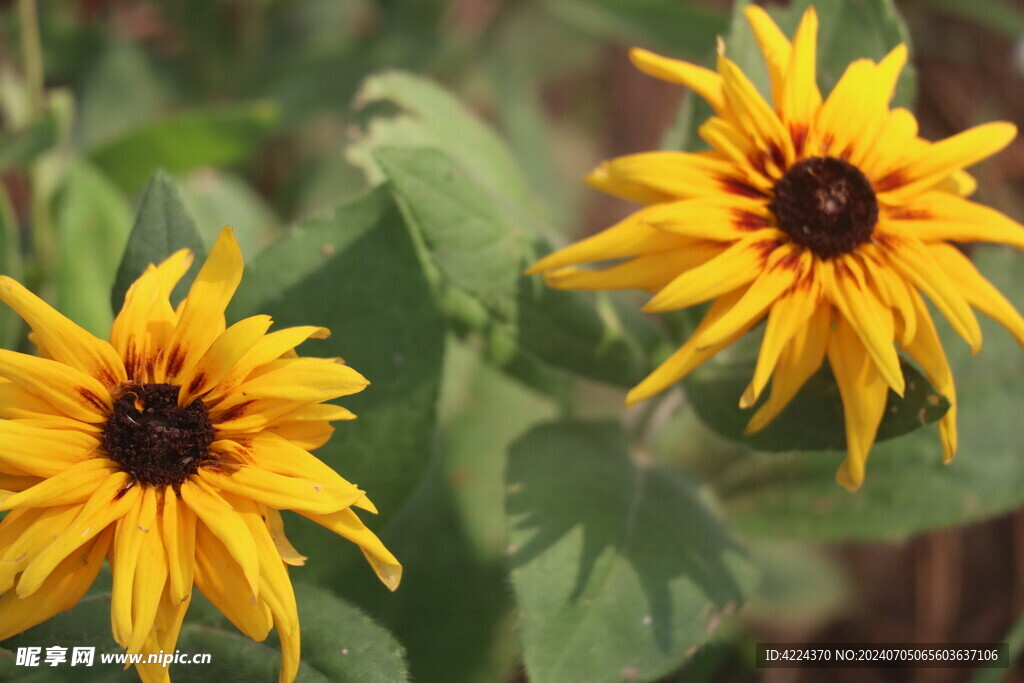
[55,163,132,336]
[89,102,278,193]
[0,583,407,683]
[507,421,754,682]
[684,355,949,452]
[228,186,444,523]
[373,146,653,388]
[696,246,1024,541]
[349,71,536,212]
[110,170,206,314]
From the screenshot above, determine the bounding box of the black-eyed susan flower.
[527,5,1024,490]
[0,226,400,682]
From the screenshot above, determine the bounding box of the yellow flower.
[527,6,1024,490]
[0,226,400,682]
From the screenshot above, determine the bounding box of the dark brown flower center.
[769,156,878,259]
[102,383,215,487]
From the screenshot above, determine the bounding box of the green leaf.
[55,163,132,336]
[110,170,206,314]
[0,114,58,175]
[0,184,23,351]
[699,246,1024,541]
[507,420,754,683]
[374,146,527,321]
[684,355,949,452]
[349,71,536,211]
[89,102,278,193]
[179,170,280,256]
[374,146,653,388]
[229,186,444,521]
[541,0,727,56]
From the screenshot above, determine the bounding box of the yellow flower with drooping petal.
[0,226,400,682]
[527,6,1024,490]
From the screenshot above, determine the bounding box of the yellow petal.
[627,288,752,405]
[214,432,358,491]
[162,487,197,604]
[629,48,725,112]
[877,122,1017,201]
[694,246,810,349]
[860,247,918,346]
[0,420,100,478]
[0,506,82,593]
[526,211,692,275]
[193,525,273,641]
[697,117,775,187]
[206,325,331,401]
[828,318,890,490]
[902,289,958,462]
[111,249,192,382]
[0,377,61,419]
[213,358,368,417]
[857,107,919,179]
[743,5,791,108]
[111,488,152,646]
[180,478,260,597]
[177,314,273,404]
[642,196,771,241]
[880,192,1024,249]
[778,7,821,130]
[741,272,822,408]
[0,276,126,390]
[642,231,780,312]
[263,506,306,566]
[544,244,723,293]
[266,420,336,451]
[810,59,881,159]
[18,472,139,597]
[822,256,905,395]
[300,507,401,591]
[0,350,111,423]
[128,510,168,653]
[0,526,111,641]
[717,53,794,171]
[587,151,743,200]
[198,466,364,515]
[881,235,982,352]
[157,226,244,383]
[928,243,1024,348]
[229,495,300,683]
[0,457,115,511]
[745,304,831,433]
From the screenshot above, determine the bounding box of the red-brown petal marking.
[719,177,770,199]
[873,170,906,193]
[77,387,109,414]
[790,123,809,157]
[732,209,770,231]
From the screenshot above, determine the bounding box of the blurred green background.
[0,0,1022,681]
